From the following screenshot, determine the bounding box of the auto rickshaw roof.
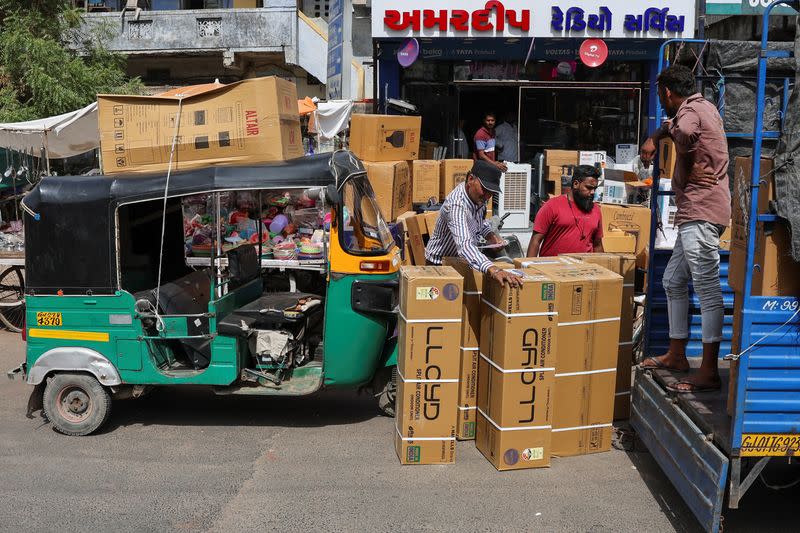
[22,151,364,296]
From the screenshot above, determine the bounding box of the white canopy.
[0,103,99,159]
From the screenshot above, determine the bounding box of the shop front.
[372,1,697,164]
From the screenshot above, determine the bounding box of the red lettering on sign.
[245,110,259,136]
[385,2,530,34]
[423,9,448,31]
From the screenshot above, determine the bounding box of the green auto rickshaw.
[7,151,402,435]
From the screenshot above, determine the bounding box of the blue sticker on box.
[443,283,460,301]
[503,448,519,466]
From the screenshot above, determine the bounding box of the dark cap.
[470,160,503,194]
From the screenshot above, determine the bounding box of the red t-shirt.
[533,195,604,256]
[473,127,496,161]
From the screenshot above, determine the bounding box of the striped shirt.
[425,182,494,273]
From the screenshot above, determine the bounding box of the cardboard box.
[363,161,412,221]
[512,257,577,268]
[545,166,570,196]
[545,150,579,168]
[729,157,800,296]
[350,114,421,162]
[602,230,636,254]
[658,138,677,179]
[396,433,456,465]
[600,204,652,269]
[526,262,622,456]
[456,404,477,440]
[614,344,634,420]
[475,411,551,471]
[98,77,302,175]
[396,376,459,439]
[411,160,441,204]
[442,257,483,348]
[477,355,554,430]
[458,348,479,410]
[440,159,473,200]
[399,266,464,319]
[479,269,559,370]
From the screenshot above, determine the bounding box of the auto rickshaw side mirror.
[325,184,341,205]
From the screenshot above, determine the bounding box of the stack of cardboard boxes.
[476,268,558,470]
[350,114,420,221]
[442,258,483,441]
[395,266,463,465]
[97,76,303,175]
[543,150,578,199]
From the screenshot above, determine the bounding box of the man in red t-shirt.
[474,112,507,172]
[526,165,604,257]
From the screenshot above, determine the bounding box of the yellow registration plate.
[741,434,800,456]
[35,312,63,327]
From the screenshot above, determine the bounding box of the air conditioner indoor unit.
[497,163,532,230]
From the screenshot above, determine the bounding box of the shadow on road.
[87,386,383,434]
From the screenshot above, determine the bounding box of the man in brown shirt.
[639,65,731,393]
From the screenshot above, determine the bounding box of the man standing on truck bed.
[639,65,731,393]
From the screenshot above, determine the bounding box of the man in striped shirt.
[425,161,522,287]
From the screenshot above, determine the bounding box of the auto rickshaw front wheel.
[42,373,111,436]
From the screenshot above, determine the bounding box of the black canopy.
[23,151,363,295]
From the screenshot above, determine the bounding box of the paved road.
[0,331,797,532]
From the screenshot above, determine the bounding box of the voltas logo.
[423,326,444,420]
[245,110,259,136]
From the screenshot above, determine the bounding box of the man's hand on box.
[490,266,522,288]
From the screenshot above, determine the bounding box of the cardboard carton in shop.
[602,230,636,254]
[729,157,800,297]
[658,138,677,179]
[410,160,441,204]
[396,433,456,465]
[363,161,412,221]
[98,76,302,175]
[440,159,473,200]
[599,204,652,269]
[526,262,622,456]
[479,268,559,370]
[475,411,551,471]
[349,114,421,162]
[544,149,579,168]
[442,257,483,348]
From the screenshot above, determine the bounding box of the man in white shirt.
[495,111,519,163]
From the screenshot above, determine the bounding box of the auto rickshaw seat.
[217,292,324,338]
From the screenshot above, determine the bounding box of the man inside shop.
[495,111,519,163]
[474,112,508,172]
[638,65,730,394]
[425,160,521,288]
[526,165,605,257]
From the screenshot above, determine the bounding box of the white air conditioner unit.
[497,163,532,230]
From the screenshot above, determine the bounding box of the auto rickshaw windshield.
[340,174,395,254]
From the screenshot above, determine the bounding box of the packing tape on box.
[477,407,551,432]
[554,367,616,378]
[551,423,613,433]
[395,426,456,442]
[558,317,620,327]
[461,346,479,351]
[398,312,462,324]
[481,298,558,319]
[397,369,459,384]
[458,405,477,411]
[479,352,556,374]
[464,291,482,296]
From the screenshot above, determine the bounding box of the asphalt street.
[0,331,797,532]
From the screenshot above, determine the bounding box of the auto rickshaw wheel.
[42,373,112,436]
[376,366,397,418]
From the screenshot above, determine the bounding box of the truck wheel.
[376,366,397,417]
[42,373,112,436]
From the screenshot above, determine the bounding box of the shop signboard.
[372,0,697,39]
[705,0,798,15]
[327,0,352,99]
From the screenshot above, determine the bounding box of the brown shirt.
[662,93,731,228]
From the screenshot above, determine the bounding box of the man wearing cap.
[426,161,522,287]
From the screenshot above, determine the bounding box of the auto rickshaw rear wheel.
[376,366,397,418]
[42,373,112,436]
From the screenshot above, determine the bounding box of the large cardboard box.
[364,161,412,221]
[658,138,677,179]
[545,149,579,168]
[527,262,622,456]
[475,411,551,471]
[600,204,652,269]
[350,114,421,162]
[442,257,483,348]
[479,269,559,370]
[729,157,800,296]
[396,433,456,465]
[602,230,637,254]
[396,376,459,439]
[410,160,441,204]
[440,159,473,200]
[98,77,302,175]
[477,354,554,430]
